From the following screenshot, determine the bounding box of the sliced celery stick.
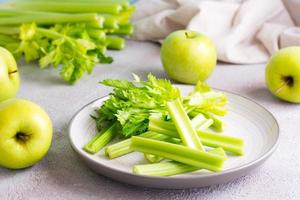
[105,131,170,159]
[167,99,204,150]
[148,117,244,155]
[83,122,118,154]
[130,137,226,172]
[134,147,226,176]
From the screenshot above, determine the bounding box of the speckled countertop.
[0,41,299,200]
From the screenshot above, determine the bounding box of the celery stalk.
[197,118,213,130]
[144,154,163,163]
[134,161,197,176]
[201,111,224,131]
[105,131,170,159]
[106,36,125,50]
[134,147,226,176]
[0,8,60,17]
[87,29,106,41]
[16,0,131,8]
[148,117,244,155]
[167,99,204,150]
[0,26,20,35]
[130,136,226,172]
[0,13,100,25]
[148,120,177,138]
[86,20,104,29]
[103,17,119,30]
[8,2,123,14]
[198,131,244,155]
[190,113,207,129]
[83,123,118,154]
[0,34,18,45]
[111,24,134,35]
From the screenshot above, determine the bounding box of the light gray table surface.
[0,40,299,200]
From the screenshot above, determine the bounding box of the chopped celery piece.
[192,110,224,131]
[0,13,100,25]
[190,113,207,129]
[16,0,131,9]
[134,147,226,176]
[111,24,134,35]
[87,29,106,41]
[103,17,119,29]
[83,123,118,154]
[106,36,125,50]
[148,117,244,155]
[105,131,170,159]
[0,34,18,45]
[0,26,20,35]
[8,2,124,14]
[130,136,226,172]
[198,131,244,155]
[144,154,163,163]
[134,161,197,177]
[0,8,64,17]
[167,99,204,150]
[197,118,213,130]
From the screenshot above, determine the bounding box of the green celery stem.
[130,136,226,172]
[106,36,125,50]
[167,99,204,150]
[0,34,18,45]
[17,0,131,8]
[0,13,100,25]
[103,17,119,29]
[111,24,134,35]
[83,123,118,154]
[144,154,163,163]
[134,147,226,176]
[87,29,106,41]
[0,26,20,35]
[8,2,124,14]
[0,8,66,17]
[148,118,244,155]
[105,131,170,159]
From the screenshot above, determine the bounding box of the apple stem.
[8,70,18,75]
[185,32,196,39]
[16,132,30,142]
[274,76,294,94]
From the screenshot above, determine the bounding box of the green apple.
[0,99,53,169]
[161,30,217,84]
[0,47,20,102]
[265,47,300,103]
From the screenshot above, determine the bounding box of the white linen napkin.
[132,0,300,64]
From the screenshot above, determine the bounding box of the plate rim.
[68,86,280,181]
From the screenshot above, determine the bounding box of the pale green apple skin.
[265,47,300,103]
[161,30,217,84]
[0,47,20,102]
[0,99,53,169]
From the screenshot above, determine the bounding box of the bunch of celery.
[83,74,245,176]
[0,0,134,84]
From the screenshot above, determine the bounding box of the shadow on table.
[19,61,69,86]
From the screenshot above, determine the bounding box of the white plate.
[68,85,279,189]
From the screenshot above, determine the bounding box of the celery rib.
[148,117,244,155]
[8,2,124,14]
[130,137,226,172]
[0,13,100,25]
[106,36,125,50]
[0,33,18,43]
[105,131,170,159]
[83,123,118,154]
[167,99,204,150]
[134,147,226,176]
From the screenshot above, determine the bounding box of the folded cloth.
[132,0,299,64]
